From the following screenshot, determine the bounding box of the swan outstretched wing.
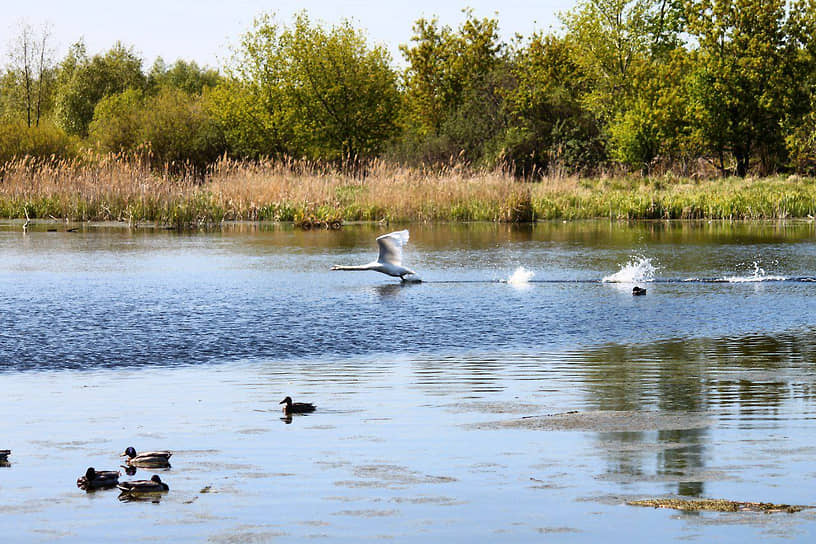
[376,230,409,266]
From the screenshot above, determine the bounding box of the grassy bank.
[1,155,815,226]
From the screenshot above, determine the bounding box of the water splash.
[507,266,535,285]
[721,261,787,283]
[602,256,656,283]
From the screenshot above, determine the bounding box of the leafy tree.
[560,0,689,170]
[138,86,224,168]
[204,79,283,159]
[54,41,146,137]
[608,49,695,171]
[220,11,401,162]
[399,11,510,164]
[3,22,56,127]
[562,0,684,120]
[782,0,816,173]
[87,88,144,153]
[89,87,224,170]
[147,58,221,95]
[279,12,401,161]
[685,0,805,176]
[500,34,605,175]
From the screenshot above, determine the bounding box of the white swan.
[331,230,417,280]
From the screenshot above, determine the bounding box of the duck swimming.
[280,396,316,415]
[632,286,647,296]
[117,474,169,494]
[121,447,172,468]
[77,467,120,490]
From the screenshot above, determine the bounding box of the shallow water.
[1,220,816,542]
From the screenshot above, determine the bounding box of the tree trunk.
[734,145,750,177]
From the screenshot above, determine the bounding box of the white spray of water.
[507,266,535,285]
[602,256,657,283]
[722,261,787,283]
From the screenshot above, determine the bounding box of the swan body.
[121,447,172,468]
[77,467,120,490]
[280,396,316,414]
[331,230,417,280]
[117,474,169,494]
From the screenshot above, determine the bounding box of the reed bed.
[531,175,816,220]
[1,154,815,225]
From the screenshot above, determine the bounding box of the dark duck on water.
[77,467,120,490]
[280,396,316,415]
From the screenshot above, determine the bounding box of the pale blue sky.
[1,1,574,68]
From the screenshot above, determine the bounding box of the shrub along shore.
[1,156,815,227]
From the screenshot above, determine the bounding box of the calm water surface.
[1,221,816,542]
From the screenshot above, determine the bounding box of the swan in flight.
[331,230,418,280]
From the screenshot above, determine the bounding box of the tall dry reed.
[1,153,814,224]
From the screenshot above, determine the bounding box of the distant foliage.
[398,11,510,166]
[0,120,78,163]
[147,58,221,95]
[1,3,816,177]
[88,88,143,153]
[89,87,223,170]
[54,41,146,137]
[214,11,401,163]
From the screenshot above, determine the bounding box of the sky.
[0,0,574,69]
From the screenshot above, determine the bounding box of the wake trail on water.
[421,258,816,285]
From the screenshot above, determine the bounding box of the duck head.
[279,396,293,406]
[121,446,137,458]
[85,467,97,480]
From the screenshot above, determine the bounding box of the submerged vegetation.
[628,498,809,514]
[2,2,816,223]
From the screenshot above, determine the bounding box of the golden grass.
[1,153,815,225]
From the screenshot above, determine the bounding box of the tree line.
[2,1,816,178]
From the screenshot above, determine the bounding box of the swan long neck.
[332,263,377,271]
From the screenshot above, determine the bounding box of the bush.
[785,110,816,175]
[0,120,79,164]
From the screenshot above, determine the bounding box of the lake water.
[1,220,816,542]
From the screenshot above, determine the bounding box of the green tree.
[138,86,224,168]
[562,0,684,120]
[147,58,221,95]
[561,0,688,170]
[0,119,77,163]
[501,34,604,175]
[89,86,224,170]
[87,88,144,153]
[685,0,805,176]
[607,49,695,171]
[54,41,146,137]
[279,12,401,161]
[219,12,400,162]
[2,22,57,127]
[782,0,816,173]
[204,80,282,159]
[399,11,510,164]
